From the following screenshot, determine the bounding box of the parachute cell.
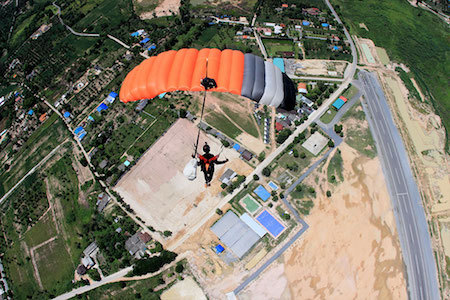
[120,48,296,110]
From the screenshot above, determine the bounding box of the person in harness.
[197,142,228,186]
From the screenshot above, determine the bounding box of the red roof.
[282,4,288,8]
[39,113,47,122]
[297,82,307,90]
[242,35,249,39]
[275,122,284,131]
[339,96,348,102]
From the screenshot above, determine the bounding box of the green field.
[241,194,261,214]
[327,149,344,183]
[23,212,57,247]
[205,112,243,139]
[332,0,450,151]
[262,38,295,58]
[341,100,377,158]
[0,113,67,197]
[341,85,359,100]
[320,108,337,124]
[36,238,75,293]
[221,106,259,138]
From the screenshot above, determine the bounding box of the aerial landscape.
[0,0,448,299]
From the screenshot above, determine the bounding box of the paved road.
[52,266,133,300]
[359,70,439,300]
[53,3,100,37]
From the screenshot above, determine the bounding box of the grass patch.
[320,108,337,124]
[133,0,160,15]
[35,238,75,293]
[221,106,259,138]
[0,113,67,196]
[262,38,295,58]
[23,213,57,247]
[396,67,421,101]
[341,100,377,158]
[327,149,344,183]
[341,85,359,100]
[10,13,36,48]
[332,0,450,151]
[205,111,242,139]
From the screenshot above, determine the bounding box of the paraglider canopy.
[119,48,296,110]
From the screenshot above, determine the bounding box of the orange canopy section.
[119,48,245,103]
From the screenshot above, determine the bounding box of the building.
[210,211,262,259]
[97,103,108,112]
[220,168,237,186]
[77,265,87,275]
[81,256,95,268]
[332,96,347,110]
[99,160,108,169]
[125,232,150,259]
[297,82,307,94]
[135,99,148,111]
[105,92,118,104]
[96,193,111,213]
[241,150,253,161]
[83,242,99,257]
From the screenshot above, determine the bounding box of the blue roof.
[88,115,95,122]
[130,32,139,37]
[74,126,84,134]
[148,45,156,50]
[268,181,279,191]
[332,98,345,110]
[63,112,71,118]
[78,132,87,141]
[254,185,271,201]
[233,143,241,151]
[321,23,329,27]
[256,210,285,237]
[124,160,131,167]
[97,103,108,112]
[302,21,310,26]
[273,58,285,73]
[140,37,150,44]
[215,244,224,253]
[333,45,339,50]
[28,109,34,115]
[109,92,118,98]
[158,92,166,99]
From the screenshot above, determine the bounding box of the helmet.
[203,143,210,153]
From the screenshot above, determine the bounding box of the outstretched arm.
[215,158,229,165]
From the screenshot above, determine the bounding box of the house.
[125,232,149,259]
[185,111,195,121]
[136,99,148,111]
[297,82,307,94]
[274,25,283,34]
[77,265,87,275]
[138,232,151,243]
[99,160,108,169]
[241,150,253,161]
[140,37,150,44]
[220,168,237,186]
[300,95,314,107]
[275,121,284,131]
[280,51,294,58]
[96,193,111,213]
[39,113,47,122]
[304,7,320,16]
[83,242,99,257]
[105,92,118,104]
[81,256,95,268]
[281,3,288,8]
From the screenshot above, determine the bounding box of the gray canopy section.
[259,61,277,106]
[241,54,266,102]
[240,54,255,100]
[269,65,284,107]
[251,55,265,101]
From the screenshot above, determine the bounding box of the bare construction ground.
[241,143,407,299]
[115,119,253,241]
[287,59,349,77]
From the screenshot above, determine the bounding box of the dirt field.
[114,119,253,241]
[140,0,180,18]
[241,143,407,299]
[161,276,207,300]
[292,59,348,77]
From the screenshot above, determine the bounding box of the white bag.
[183,158,198,180]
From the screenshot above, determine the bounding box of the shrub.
[216,208,223,215]
[163,230,172,237]
[326,190,332,197]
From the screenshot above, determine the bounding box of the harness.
[198,154,218,172]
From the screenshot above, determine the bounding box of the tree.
[163,230,172,237]
[258,151,266,162]
[334,124,343,133]
[221,139,230,147]
[328,140,335,148]
[293,149,299,158]
[296,185,303,192]
[175,262,184,273]
[253,174,259,181]
[216,208,223,215]
[308,187,315,194]
[276,128,292,144]
[300,152,306,159]
[326,190,332,197]
[262,167,271,177]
